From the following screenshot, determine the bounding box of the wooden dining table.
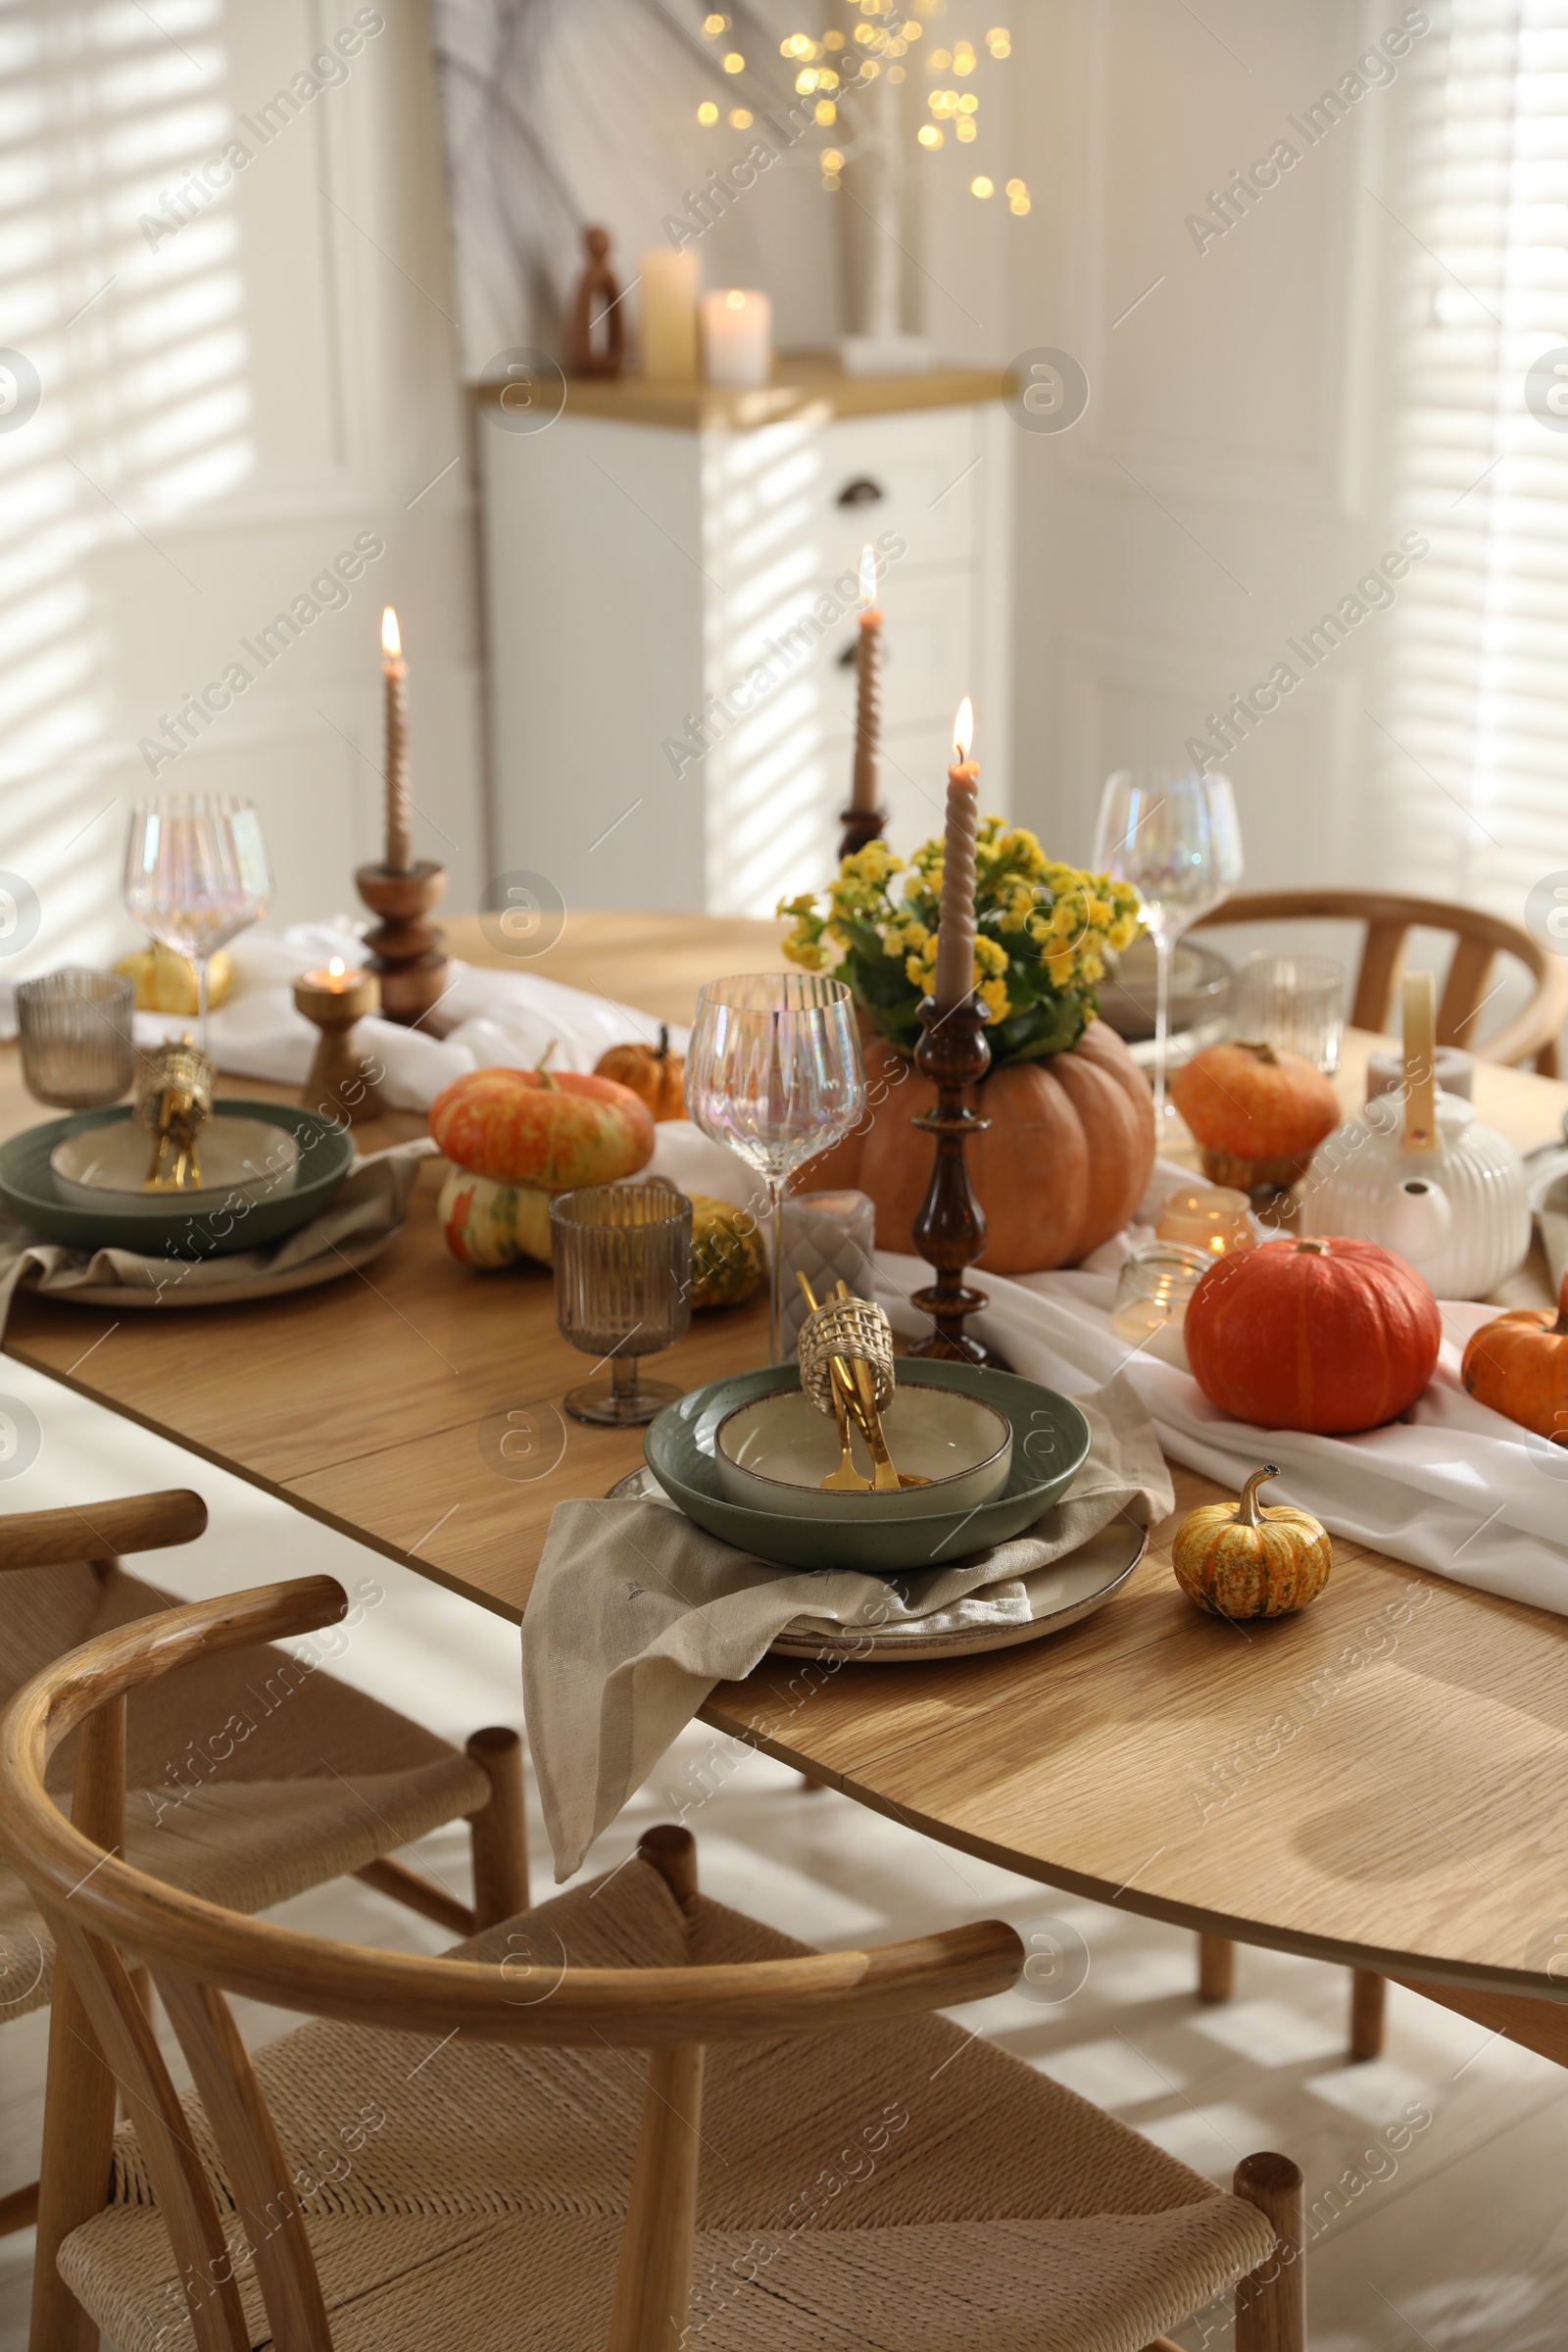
[5,912,1568,2065]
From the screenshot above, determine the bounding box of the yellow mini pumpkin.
[1172,1464,1333,1619]
[115,942,233,1014]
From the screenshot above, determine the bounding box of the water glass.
[685,972,865,1364]
[1094,768,1244,1120]
[550,1181,693,1425]
[1234,953,1346,1074]
[17,970,135,1108]
[122,796,271,1054]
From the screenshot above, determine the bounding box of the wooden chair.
[0,1573,1308,2352]
[1191,889,1568,1074]
[0,1492,526,2259]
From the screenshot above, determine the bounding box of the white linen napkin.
[522,1377,1172,1880]
[130,923,684,1110]
[858,1163,1568,1618]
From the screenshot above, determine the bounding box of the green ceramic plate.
[645,1359,1090,1573]
[0,1101,354,1258]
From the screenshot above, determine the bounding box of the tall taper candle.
[933,698,979,1011]
[850,542,882,816]
[381,605,412,874]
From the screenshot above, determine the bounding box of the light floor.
[0,1358,1563,2350]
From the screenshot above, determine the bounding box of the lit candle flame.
[953,697,974,761]
[725,289,746,311]
[381,606,402,662]
[858,543,877,610]
[328,956,345,979]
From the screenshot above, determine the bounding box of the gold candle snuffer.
[136,1038,214,1191]
[795,1273,928,1493]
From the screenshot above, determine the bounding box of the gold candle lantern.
[1154,1184,1256,1259]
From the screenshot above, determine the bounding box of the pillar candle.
[932,699,979,1011]
[850,544,882,815]
[381,606,412,873]
[701,288,772,386]
[639,246,700,379]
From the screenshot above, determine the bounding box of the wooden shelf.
[470,356,1012,432]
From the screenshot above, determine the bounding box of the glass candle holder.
[779,1190,877,1351]
[1110,1243,1210,1359]
[17,970,135,1108]
[550,1180,693,1426]
[1154,1183,1255,1260]
[1233,953,1346,1073]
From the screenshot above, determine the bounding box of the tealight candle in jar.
[1111,1243,1210,1367]
[1155,1184,1255,1259]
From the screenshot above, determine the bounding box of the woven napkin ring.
[798,1297,896,1417]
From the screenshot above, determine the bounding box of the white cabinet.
[478,367,1013,916]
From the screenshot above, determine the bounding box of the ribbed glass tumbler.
[17,969,135,1108]
[550,1180,693,1426]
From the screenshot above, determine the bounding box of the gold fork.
[797,1273,872,1492]
[833,1281,928,1490]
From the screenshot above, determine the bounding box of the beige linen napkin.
[523,1376,1173,1881]
[0,1139,429,1331]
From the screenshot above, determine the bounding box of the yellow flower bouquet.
[779,821,1142,1066]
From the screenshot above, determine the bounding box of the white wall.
[0,0,485,978]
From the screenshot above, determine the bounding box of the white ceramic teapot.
[1298,974,1530,1299]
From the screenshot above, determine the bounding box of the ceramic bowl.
[646,1359,1090,1574]
[0,1102,353,1256]
[51,1114,300,1208]
[714,1384,1011,1521]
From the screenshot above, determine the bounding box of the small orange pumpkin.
[1172,1464,1334,1619]
[1170,1040,1341,1192]
[429,1065,654,1190]
[1461,1273,1568,1451]
[594,1026,686,1122]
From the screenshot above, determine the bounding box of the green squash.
[438,1167,553,1270]
[688,1193,764,1310]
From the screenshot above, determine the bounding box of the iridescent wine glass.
[1094,768,1244,1120]
[122,796,271,1054]
[685,972,866,1365]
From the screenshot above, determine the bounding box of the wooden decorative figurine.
[356,606,450,1026]
[567,225,625,379]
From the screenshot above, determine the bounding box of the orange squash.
[795,1020,1155,1275]
[429,1065,654,1190]
[1172,1465,1334,1618]
[1184,1235,1441,1435]
[1461,1273,1568,1450]
[594,1026,686,1121]
[1169,1040,1340,1192]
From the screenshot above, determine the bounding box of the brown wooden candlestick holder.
[293,969,385,1127]
[906,992,1005,1367]
[355,859,450,1027]
[838,804,890,860]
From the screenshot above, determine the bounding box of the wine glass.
[1094,768,1243,1120]
[122,796,271,1055]
[685,972,866,1366]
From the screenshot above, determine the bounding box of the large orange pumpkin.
[1184,1235,1441,1434]
[1461,1274,1568,1448]
[1169,1041,1340,1192]
[429,1066,654,1190]
[795,1020,1155,1275]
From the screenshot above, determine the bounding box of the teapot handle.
[1402,970,1439,1153]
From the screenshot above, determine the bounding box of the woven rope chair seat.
[59,1859,1274,2352]
[0,1562,489,2021]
